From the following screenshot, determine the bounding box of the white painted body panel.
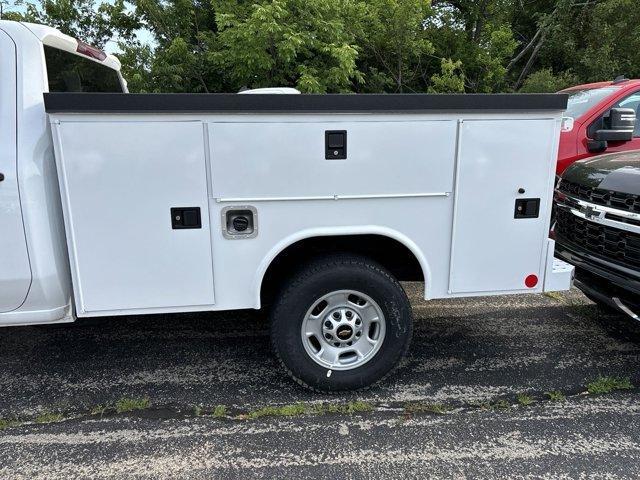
[0,28,32,313]
[47,111,569,317]
[449,119,560,294]
[210,120,456,199]
[543,239,574,292]
[52,121,215,314]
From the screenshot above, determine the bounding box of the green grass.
[470,400,510,411]
[0,418,21,430]
[545,390,566,402]
[544,291,564,301]
[212,405,227,418]
[587,375,633,394]
[491,399,510,410]
[35,412,63,424]
[115,397,151,414]
[243,401,374,420]
[90,404,108,416]
[517,393,535,406]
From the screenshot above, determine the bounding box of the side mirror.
[594,107,636,142]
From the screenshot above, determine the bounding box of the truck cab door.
[0,29,31,312]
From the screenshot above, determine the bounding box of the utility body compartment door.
[0,29,31,312]
[52,121,214,315]
[449,119,558,294]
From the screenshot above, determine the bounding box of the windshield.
[564,87,619,119]
[44,46,123,93]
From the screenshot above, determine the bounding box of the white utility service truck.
[0,21,573,391]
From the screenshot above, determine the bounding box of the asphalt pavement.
[1,284,640,478]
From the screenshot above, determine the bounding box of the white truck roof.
[17,21,121,71]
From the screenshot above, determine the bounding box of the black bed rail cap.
[44,92,568,114]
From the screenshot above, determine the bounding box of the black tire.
[270,254,413,392]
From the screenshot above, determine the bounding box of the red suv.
[557,77,640,174]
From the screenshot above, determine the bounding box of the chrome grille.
[555,207,640,270]
[558,179,640,213]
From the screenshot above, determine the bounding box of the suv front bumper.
[555,242,640,314]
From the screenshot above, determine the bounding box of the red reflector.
[76,40,107,61]
[525,274,538,288]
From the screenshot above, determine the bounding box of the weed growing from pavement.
[115,397,151,413]
[35,412,63,424]
[0,418,21,430]
[517,393,535,406]
[212,405,227,418]
[491,399,510,410]
[242,401,373,420]
[3,378,636,429]
[322,401,373,414]
[587,375,633,394]
[545,390,566,402]
[543,291,564,301]
[90,404,108,416]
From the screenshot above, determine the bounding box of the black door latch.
[171,207,202,229]
[325,130,347,159]
[514,198,540,219]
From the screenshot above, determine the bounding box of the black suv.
[554,151,640,319]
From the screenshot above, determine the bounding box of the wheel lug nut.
[332,312,340,319]
[356,331,361,337]
[324,321,332,328]
[324,333,332,340]
[345,311,352,319]
[355,319,361,325]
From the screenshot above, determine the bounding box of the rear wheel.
[270,254,413,392]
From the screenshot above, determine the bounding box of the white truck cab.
[0,21,573,391]
[0,21,125,326]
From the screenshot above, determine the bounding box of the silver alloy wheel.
[300,290,386,371]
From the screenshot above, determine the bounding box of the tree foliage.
[5,0,640,93]
[5,0,139,48]
[214,0,362,92]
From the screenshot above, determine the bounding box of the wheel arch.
[253,226,431,308]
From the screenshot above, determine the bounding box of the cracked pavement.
[1,284,640,478]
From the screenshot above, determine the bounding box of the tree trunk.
[507,28,542,71]
[514,33,545,90]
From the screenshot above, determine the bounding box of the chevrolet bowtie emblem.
[582,205,602,220]
[584,206,595,218]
